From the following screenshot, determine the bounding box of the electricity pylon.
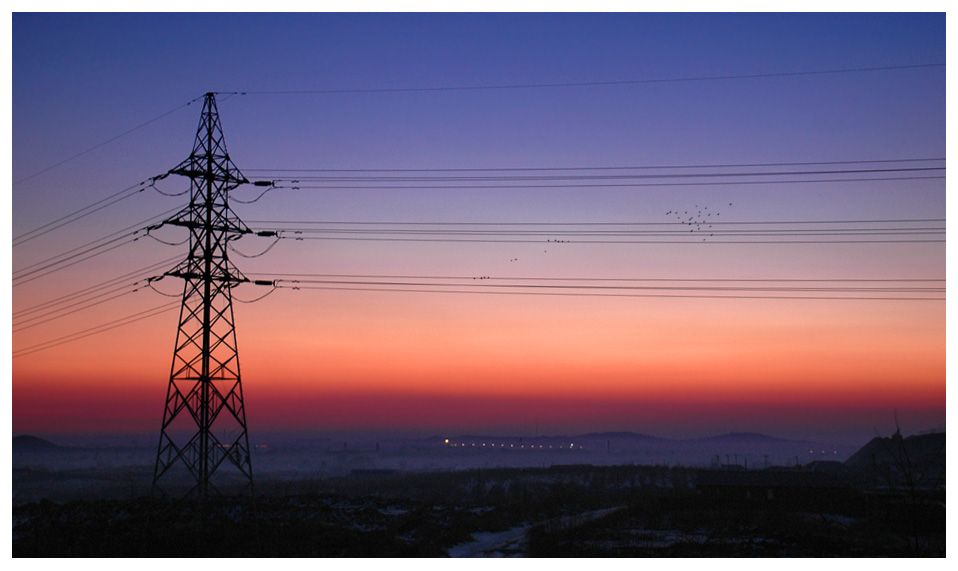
[152,93,254,499]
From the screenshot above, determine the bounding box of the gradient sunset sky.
[9,10,947,445]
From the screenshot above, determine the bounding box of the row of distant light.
[444,439,579,449]
[442,441,838,454]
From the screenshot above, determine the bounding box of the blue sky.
[12,12,945,223]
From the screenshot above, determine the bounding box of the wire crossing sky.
[10,12,946,444]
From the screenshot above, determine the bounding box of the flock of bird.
[666,202,733,241]
[497,202,734,268]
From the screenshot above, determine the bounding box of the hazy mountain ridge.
[13,435,67,452]
[695,432,794,443]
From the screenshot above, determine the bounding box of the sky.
[8,10,948,446]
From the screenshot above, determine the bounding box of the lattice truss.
[153,94,254,499]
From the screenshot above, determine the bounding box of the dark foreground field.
[13,463,945,557]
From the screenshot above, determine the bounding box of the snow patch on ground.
[447,525,528,558]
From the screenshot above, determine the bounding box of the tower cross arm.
[163,269,250,285]
[169,164,249,186]
[163,217,253,235]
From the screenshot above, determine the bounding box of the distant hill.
[845,432,945,470]
[440,432,664,444]
[578,431,664,442]
[13,435,64,453]
[694,432,795,444]
[441,431,805,447]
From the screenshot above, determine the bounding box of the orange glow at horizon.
[12,273,945,438]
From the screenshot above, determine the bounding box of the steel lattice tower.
[152,93,254,499]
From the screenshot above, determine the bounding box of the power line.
[13,205,178,275]
[17,215,939,286]
[14,278,142,324]
[12,173,180,247]
[269,227,942,237]
[276,283,943,302]
[12,286,142,333]
[12,269,268,353]
[12,234,142,286]
[254,217,944,244]
[246,217,945,227]
[14,180,149,246]
[274,277,943,293]
[14,230,140,278]
[266,166,943,182]
[13,97,202,186]
[13,255,181,319]
[273,175,943,190]
[244,157,945,173]
[221,62,944,96]
[274,235,943,245]
[264,272,945,301]
[12,302,180,359]
[251,272,944,284]
[14,162,937,248]
[12,206,183,288]
[228,237,282,258]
